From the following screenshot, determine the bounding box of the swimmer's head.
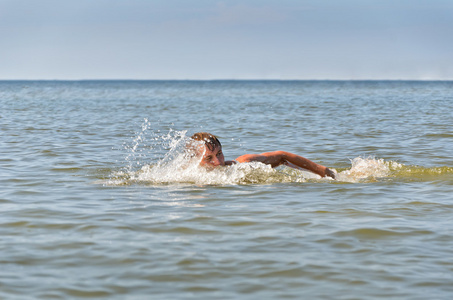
[188,132,225,168]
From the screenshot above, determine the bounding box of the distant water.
[1,80,453,299]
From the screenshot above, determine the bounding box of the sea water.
[1,80,452,299]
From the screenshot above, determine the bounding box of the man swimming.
[189,132,336,179]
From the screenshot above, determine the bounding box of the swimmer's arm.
[224,160,237,166]
[235,151,335,179]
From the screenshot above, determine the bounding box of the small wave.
[336,157,402,182]
[334,228,434,239]
[335,157,452,183]
[391,165,453,182]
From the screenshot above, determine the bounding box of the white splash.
[107,121,317,185]
[108,158,313,186]
[337,157,402,182]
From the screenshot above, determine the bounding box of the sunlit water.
[1,80,452,299]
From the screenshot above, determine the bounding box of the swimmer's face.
[198,144,225,168]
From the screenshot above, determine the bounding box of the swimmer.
[189,132,336,179]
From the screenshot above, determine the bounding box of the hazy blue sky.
[1,0,452,80]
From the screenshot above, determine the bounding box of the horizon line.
[1,78,453,82]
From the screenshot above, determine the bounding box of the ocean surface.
[1,80,452,299]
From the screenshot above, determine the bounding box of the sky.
[1,0,452,80]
